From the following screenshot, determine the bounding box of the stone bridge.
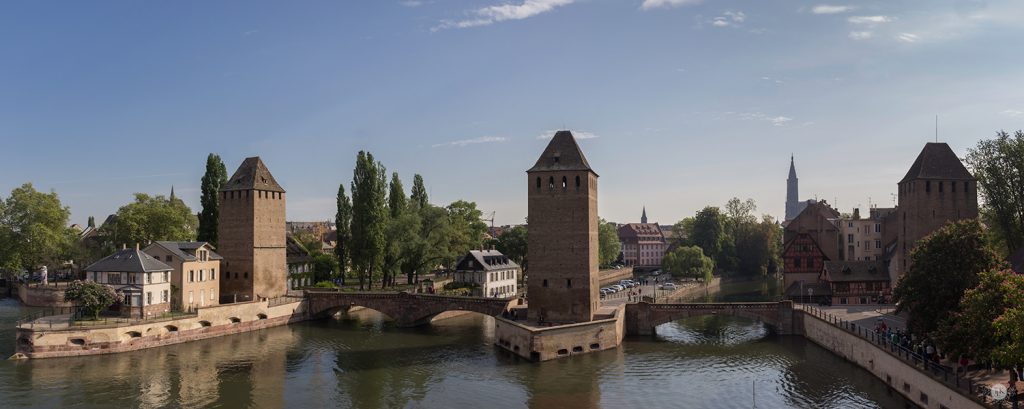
[624,301,795,336]
[305,290,519,327]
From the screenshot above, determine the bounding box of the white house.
[84,245,173,318]
[452,250,520,298]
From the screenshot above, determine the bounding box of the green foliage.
[197,153,228,247]
[993,277,1024,366]
[101,193,198,247]
[350,151,388,290]
[0,183,75,272]
[313,280,338,288]
[87,216,95,228]
[966,130,1024,256]
[310,252,339,283]
[445,200,487,265]
[494,225,527,269]
[381,172,411,288]
[690,206,726,264]
[662,245,714,280]
[936,269,1022,364]
[64,280,117,320]
[598,218,620,267]
[671,217,694,247]
[410,174,428,210]
[335,183,353,286]
[893,219,1003,336]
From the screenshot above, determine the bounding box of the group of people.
[875,322,945,368]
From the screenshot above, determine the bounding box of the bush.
[313,281,337,288]
[64,280,117,320]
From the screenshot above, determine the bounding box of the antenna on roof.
[935,115,939,143]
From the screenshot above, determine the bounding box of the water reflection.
[0,296,905,409]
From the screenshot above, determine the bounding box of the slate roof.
[146,241,223,262]
[618,223,665,242]
[221,157,285,192]
[85,247,173,273]
[527,130,597,175]
[455,250,520,272]
[899,142,974,183]
[286,236,312,264]
[824,260,890,282]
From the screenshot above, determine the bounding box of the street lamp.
[808,288,814,305]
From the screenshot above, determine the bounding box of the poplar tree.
[410,174,428,210]
[335,184,352,286]
[382,172,408,288]
[197,154,228,247]
[350,151,387,290]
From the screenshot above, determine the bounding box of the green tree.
[445,200,487,267]
[402,204,450,284]
[670,217,694,247]
[101,193,198,247]
[598,219,620,267]
[690,207,727,270]
[936,269,1023,365]
[965,130,1024,256]
[494,225,528,269]
[350,151,388,290]
[662,245,714,280]
[197,153,228,247]
[87,216,95,229]
[381,172,410,288]
[335,183,352,286]
[310,252,339,284]
[64,280,118,320]
[0,183,75,273]
[893,219,1003,336]
[993,274,1024,368]
[410,174,428,210]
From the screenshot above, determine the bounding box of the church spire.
[785,155,800,220]
[170,185,176,201]
[641,206,648,224]
[788,154,797,180]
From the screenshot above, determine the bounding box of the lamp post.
[808,287,814,305]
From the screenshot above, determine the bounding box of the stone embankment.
[13,297,307,359]
[16,283,76,308]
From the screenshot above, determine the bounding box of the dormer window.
[553,153,560,163]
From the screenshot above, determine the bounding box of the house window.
[211,269,215,280]
[147,292,153,305]
[199,270,204,281]
[794,258,802,268]
[109,273,121,284]
[210,290,215,300]
[163,272,169,282]
[875,223,881,232]
[162,290,168,302]
[840,298,848,305]
[847,234,853,243]
[189,271,195,282]
[128,273,137,284]
[875,240,881,249]
[165,255,172,262]
[146,273,152,284]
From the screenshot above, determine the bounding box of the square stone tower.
[218,157,287,301]
[894,142,978,279]
[526,131,600,324]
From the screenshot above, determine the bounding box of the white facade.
[454,268,518,298]
[89,269,172,315]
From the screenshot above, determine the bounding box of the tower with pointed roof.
[526,130,599,323]
[641,206,648,224]
[785,155,800,221]
[218,157,287,301]
[894,142,978,277]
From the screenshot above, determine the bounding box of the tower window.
[536,177,541,189]
[561,176,567,190]
[926,181,931,193]
[542,279,548,288]
[952,182,956,192]
[575,175,580,190]
[548,177,554,189]
[566,279,572,288]
[939,181,943,192]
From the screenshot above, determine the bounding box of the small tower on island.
[526,130,600,324]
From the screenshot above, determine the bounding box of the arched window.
[561,176,567,190]
[548,177,554,189]
[575,175,580,190]
[536,177,541,189]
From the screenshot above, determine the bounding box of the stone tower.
[895,142,978,278]
[641,206,648,224]
[785,155,800,221]
[218,157,287,302]
[526,130,599,324]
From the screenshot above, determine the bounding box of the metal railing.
[15,306,80,329]
[800,305,1007,406]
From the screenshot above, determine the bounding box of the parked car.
[659,283,677,290]
[612,285,625,292]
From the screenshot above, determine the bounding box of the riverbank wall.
[14,298,307,359]
[16,284,75,308]
[597,267,633,286]
[794,308,986,409]
[494,304,625,362]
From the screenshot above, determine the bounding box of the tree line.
[664,198,782,280]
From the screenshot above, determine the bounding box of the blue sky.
[2,0,1023,227]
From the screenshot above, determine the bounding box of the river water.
[0,281,908,408]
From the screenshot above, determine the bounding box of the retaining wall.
[17,284,76,308]
[14,298,307,359]
[797,309,985,409]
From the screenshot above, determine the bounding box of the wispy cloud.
[848,30,872,40]
[400,0,425,7]
[738,112,793,126]
[711,10,746,27]
[432,136,508,148]
[761,76,783,84]
[1000,110,1023,117]
[537,130,599,139]
[640,0,702,11]
[848,15,892,25]
[433,0,574,31]
[896,32,919,43]
[812,5,854,14]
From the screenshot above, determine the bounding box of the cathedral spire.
[170,185,176,201]
[641,206,648,224]
[785,155,800,220]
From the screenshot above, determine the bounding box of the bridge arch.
[305,290,518,327]
[625,302,794,336]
